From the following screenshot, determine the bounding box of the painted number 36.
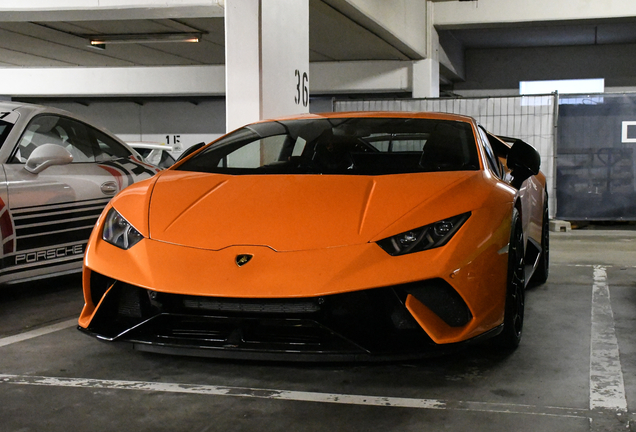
[295,69,309,107]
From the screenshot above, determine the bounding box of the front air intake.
[89,271,116,306]
[404,279,472,327]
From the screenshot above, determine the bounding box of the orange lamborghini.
[78,112,548,361]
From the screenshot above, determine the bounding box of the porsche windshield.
[176,118,479,175]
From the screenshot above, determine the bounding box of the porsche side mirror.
[24,144,73,174]
[507,140,540,189]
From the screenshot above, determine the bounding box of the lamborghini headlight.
[102,208,144,250]
[377,212,471,256]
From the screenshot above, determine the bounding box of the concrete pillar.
[412,2,439,98]
[412,59,440,98]
[225,0,260,132]
[225,0,309,132]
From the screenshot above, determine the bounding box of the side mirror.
[507,140,540,189]
[24,144,73,174]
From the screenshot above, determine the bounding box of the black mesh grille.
[118,285,144,318]
[182,297,321,314]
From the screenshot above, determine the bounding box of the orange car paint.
[80,180,515,343]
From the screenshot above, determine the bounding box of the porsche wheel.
[494,208,525,349]
[530,193,549,285]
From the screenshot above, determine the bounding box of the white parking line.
[589,266,627,412]
[0,319,77,348]
[0,265,631,426]
[0,374,589,419]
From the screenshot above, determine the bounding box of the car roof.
[0,101,79,122]
[254,111,476,124]
[0,101,29,111]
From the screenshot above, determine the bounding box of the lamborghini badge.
[235,254,253,267]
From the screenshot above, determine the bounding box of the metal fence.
[334,95,558,218]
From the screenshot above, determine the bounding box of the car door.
[0,114,157,281]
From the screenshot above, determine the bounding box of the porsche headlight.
[102,208,144,250]
[377,212,470,256]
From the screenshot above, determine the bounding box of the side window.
[291,137,306,157]
[59,118,93,162]
[92,128,133,162]
[478,126,502,178]
[223,134,288,168]
[12,115,67,163]
[391,140,424,152]
[11,115,132,164]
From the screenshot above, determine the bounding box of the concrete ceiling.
[439,18,636,49]
[0,18,225,67]
[0,0,407,68]
[0,1,634,80]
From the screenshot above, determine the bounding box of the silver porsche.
[0,101,159,284]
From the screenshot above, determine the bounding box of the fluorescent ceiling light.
[89,32,202,46]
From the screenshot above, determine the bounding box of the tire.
[494,207,526,349]
[530,192,549,285]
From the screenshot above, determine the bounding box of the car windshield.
[0,120,13,150]
[176,117,479,175]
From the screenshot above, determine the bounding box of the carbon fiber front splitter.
[78,313,502,363]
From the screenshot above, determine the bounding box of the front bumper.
[79,201,513,359]
[79,276,501,361]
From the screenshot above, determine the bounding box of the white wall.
[310,61,410,94]
[0,61,416,99]
[46,99,227,155]
[0,66,225,97]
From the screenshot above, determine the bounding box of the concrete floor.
[0,229,635,432]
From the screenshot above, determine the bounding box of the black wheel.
[494,207,526,349]
[530,192,549,285]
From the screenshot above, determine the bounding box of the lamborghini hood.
[147,170,479,251]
